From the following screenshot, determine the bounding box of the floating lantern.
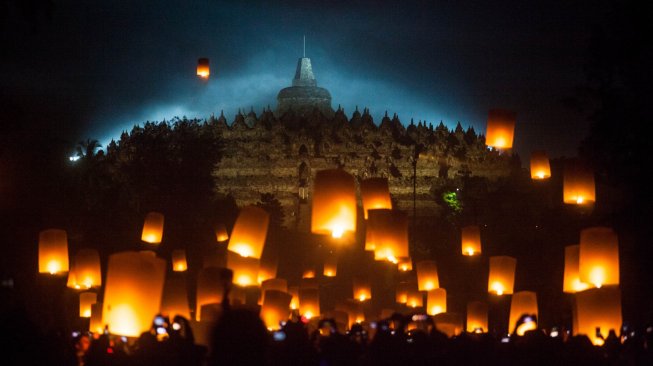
[260,278,288,305]
[397,257,413,271]
[261,290,292,330]
[396,281,409,304]
[196,267,231,321]
[368,209,409,263]
[530,150,551,180]
[102,251,166,337]
[563,245,590,293]
[406,284,423,308]
[89,302,103,333]
[427,288,447,316]
[258,247,278,284]
[171,249,188,272]
[461,225,482,256]
[38,229,69,275]
[141,212,164,244]
[574,287,622,345]
[509,291,538,335]
[434,313,463,337]
[302,266,316,279]
[353,276,372,302]
[227,206,269,259]
[288,286,299,310]
[485,109,516,149]
[579,227,619,289]
[563,160,596,205]
[311,169,357,239]
[79,292,97,318]
[299,288,320,319]
[323,254,337,277]
[197,58,210,79]
[215,223,229,242]
[68,248,101,289]
[466,301,488,333]
[226,250,259,287]
[416,260,439,291]
[488,256,516,295]
[160,275,190,320]
[360,177,392,219]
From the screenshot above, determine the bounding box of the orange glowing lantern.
[406,285,423,308]
[171,249,188,272]
[323,254,337,277]
[579,227,619,289]
[196,267,231,321]
[368,209,409,263]
[260,278,288,305]
[89,302,103,333]
[397,257,413,271]
[197,58,210,79]
[79,292,97,318]
[563,245,590,293]
[426,288,447,316]
[227,250,260,287]
[102,251,166,337]
[563,160,595,205]
[228,206,269,259]
[574,287,622,345]
[396,281,409,304]
[258,247,278,284]
[485,109,516,149]
[353,276,372,302]
[360,177,392,219]
[416,260,439,291]
[434,313,463,337]
[141,212,164,244]
[466,301,488,333]
[68,248,101,289]
[302,266,316,279]
[461,225,482,256]
[311,169,357,239]
[530,150,551,180]
[160,275,191,320]
[299,288,320,319]
[38,229,69,275]
[288,286,299,310]
[215,223,229,242]
[261,290,292,330]
[509,291,538,335]
[488,256,516,295]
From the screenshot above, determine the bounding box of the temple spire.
[303,35,306,58]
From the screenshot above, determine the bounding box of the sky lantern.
[323,254,337,277]
[261,290,292,331]
[461,225,482,256]
[197,58,210,79]
[434,313,463,337]
[563,159,595,205]
[427,288,447,316]
[260,278,288,305]
[466,301,488,333]
[102,251,166,337]
[353,276,372,302]
[397,257,412,272]
[311,169,357,239]
[396,281,409,304]
[416,260,439,291]
[215,223,229,242]
[369,209,409,263]
[488,256,516,295]
[196,267,231,321]
[38,229,69,275]
[171,249,188,272]
[579,227,619,289]
[228,206,269,259]
[68,248,101,289]
[530,150,551,180]
[141,212,164,244]
[360,177,392,219]
[509,291,538,335]
[299,288,320,319]
[89,302,103,333]
[575,287,622,345]
[302,266,316,279]
[288,286,299,310]
[160,275,190,320]
[485,109,516,149]
[406,283,423,308]
[79,292,97,318]
[563,245,590,293]
[227,250,260,287]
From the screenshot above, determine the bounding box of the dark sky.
[1,0,607,159]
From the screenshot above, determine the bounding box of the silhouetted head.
[209,308,268,366]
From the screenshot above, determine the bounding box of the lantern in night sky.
[397,257,413,272]
[288,286,299,310]
[299,288,320,319]
[226,250,259,287]
[258,246,279,284]
[197,58,210,79]
[261,290,292,330]
[160,275,190,320]
[141,212,164,244]
[396,281,409,304]
[171,249,188,272]
[89,302,103,333]
[466,301,488,333]
[369,209,409,263]
[530,150,551,180]
[311,169,357,239]
[509,291,538,335]
[79,292,97,318]
[461,225,482,256]
[353,276,372,302]
[302,265,316,279]
[215,223,229,242]
[416,260,439,291]
[427,288,447,316]
[38,229,69,275]
[579,227,619,289]
[360,177,392,219]
[68,248,101,289]
[406,283,423,308]
[563,160,595,205]
[323,254,337,277]
[228,206,269,259]
[335,299,365,328]
[488,256,516,295]
[563,245,590,293]
[485,109,516,149]
[575,287,622,345]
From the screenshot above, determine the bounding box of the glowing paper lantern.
[461,225,481,256]
[89,302,103,333]
[396,281,409,304]
[226,250,259,287]
[196,267,231,321]
[261,290,292,330]
[160,275,190,320]
[434,313,463,337]
[353,276,372,302]
[485,109,516,149]
[426,288,447,316]
[227,206,269,259]
[260,278,288,305]
[299,288,320,319]
[368,209,409,263]
[488,256,516,295]
[406,284,423,308]
[466,301,488,333]
[574,287,622,345]
[79,292,97,318]
[323,254,337,277]
[171,249,188,272]
[141,212,164,244]
[563,245,590,293]
[215,223,229,242]
[288,286,299,310]
[311,169,357,239]
[197,58,210,79]
[416,260,439,291]
[509,291,538,335]
[102,251,166,337]
[563,160,595,205]
[302,266,316,279]
[38,229,69,275]
[68,248,101,289]
[397,257,413,272]
[530,150,551,180]
[360,177,392,219]
[579,227,619,289]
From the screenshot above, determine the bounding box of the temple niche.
[212,56,513,229]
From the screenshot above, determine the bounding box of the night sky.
[2,0,607,159]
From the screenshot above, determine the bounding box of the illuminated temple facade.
[212,57,513,228]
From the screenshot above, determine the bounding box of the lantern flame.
[331,225,345,239]
[231,244,254,258]
[572,279,590,292]
[431,306,443,315]
[304,311,314,319]
[492,282,504,296]
[466,248,475,256]
[536,172,546,179]
[590,267,605,288]
[358,294,367,302]
[47,260,62,275]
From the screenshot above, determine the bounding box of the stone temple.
[212,56,512,229]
